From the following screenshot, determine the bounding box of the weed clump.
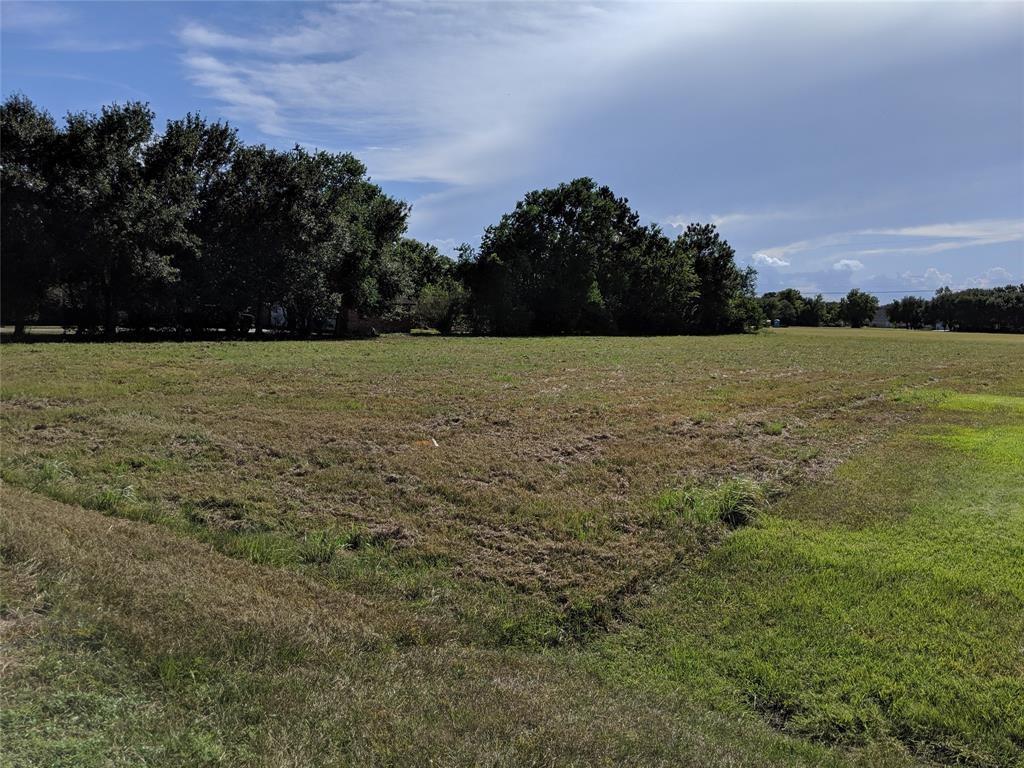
[656,478,767,527]
[298,530,346,564]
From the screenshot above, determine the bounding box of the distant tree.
[613,226,701,334]
[759,289,835,327]
[761,289,800,326]
[925,284,1024,332]
[201,145,297,334]
[4,93,804,340]
[413,279,465,334]
[0,95,58,335]
[801,293,833,326]
[288,148,373,334]
[887,296,927,329]
[838,288,879,328]
[926,287,954,330]
[383,239,466,333]
[326,164,411,333]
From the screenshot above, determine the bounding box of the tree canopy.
[461,178,760,335]
[1,95,431,337]
[838,289,880,328]
[926,285,1024,332]
[759,289,838,327]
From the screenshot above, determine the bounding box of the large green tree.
[0,95,58,335]
[142,114,239,331]
[52,102,169,336]
[839,288,879,328]
[468,178,640,334]
[463,178,754,335]
[679,223,759,333]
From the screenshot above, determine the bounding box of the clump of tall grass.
[298,530,340,564]
[296,526,374,565]
[29,459,74,491]
[13,458,156,521]
[89,484,137,513]
[656,478,767,527]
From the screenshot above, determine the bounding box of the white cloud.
[901,267,953,290]
[747,233,852,263]
[752,252,791,267]
[833,259,864,271]
[966,267,1016,288]
[666,210,801,230]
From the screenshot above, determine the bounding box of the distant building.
[870,307,892,328]
[343,298,417,336]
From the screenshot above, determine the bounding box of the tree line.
[2,94,454,338]
[759,287,880,328]
[2,95,764,338]
[6,94,1017,339]
[761,285,1023,332]
[888,286,1024,332]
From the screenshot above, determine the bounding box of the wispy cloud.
[746,233,851,263]
[864,219,1024,241]
[751,217,1024,268]
[905,267,953,290]
[44,38,145,53]
[178,3,708,183]
[176,3,1021,187]
[1,2,143,53]
[0,2,74,30]
[853,218,1024,256]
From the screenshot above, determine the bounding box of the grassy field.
[2,328,1022,766]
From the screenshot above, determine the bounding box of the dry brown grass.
[2,328,1022,765]
[5,329,1017,623]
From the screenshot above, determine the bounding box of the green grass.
[2,328,1023,765]
[596,395,1024,766]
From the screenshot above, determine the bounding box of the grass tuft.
[657,478,768,527]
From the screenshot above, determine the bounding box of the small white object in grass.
[431,438,439,447]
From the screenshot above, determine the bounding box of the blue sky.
[3,1,1022,296]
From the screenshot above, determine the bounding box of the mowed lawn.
[1,328,1022,766]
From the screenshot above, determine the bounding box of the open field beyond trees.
[2,327,1022,767]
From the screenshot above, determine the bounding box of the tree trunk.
[103,285,116,339]
[13,308,26,337]
[254,297,264,337]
